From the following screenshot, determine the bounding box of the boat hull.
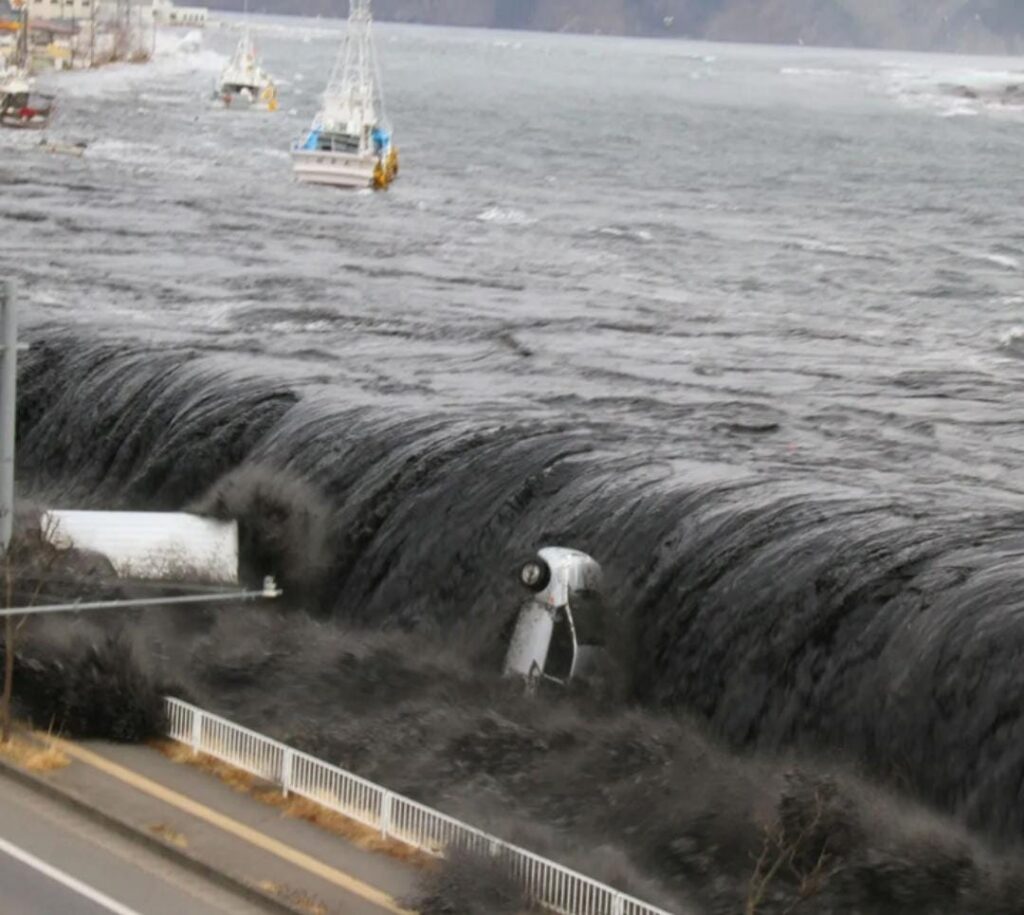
[291,148,377,189]
[0,115,50,130]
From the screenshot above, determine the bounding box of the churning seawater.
[5,17,1024,909]
[7,22,1024,481]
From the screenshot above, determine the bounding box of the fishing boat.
[1,72,53,129]
[215,26,277,110]
[0,6,55,130]
[291,0,398,190]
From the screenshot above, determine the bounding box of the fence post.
[281,748,293,797]
[190,708,202,756]
[611,893,625,915]
[380,791,392,839]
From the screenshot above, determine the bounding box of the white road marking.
[0,833,144,915]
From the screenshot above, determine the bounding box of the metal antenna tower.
[240,0,253,59]
[12,0,28,71]
[321,0,386,133]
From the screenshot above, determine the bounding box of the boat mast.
[322,0,385,133]
[14,1,29,72]
[240,0,252,62]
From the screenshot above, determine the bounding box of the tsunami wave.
[14,332,1024,848]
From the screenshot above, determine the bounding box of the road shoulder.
[0,733,419,915]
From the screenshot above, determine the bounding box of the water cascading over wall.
[15,331,1024,843]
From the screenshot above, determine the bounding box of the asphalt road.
[0,772,267,915]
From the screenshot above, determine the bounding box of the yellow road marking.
[53,738,414,915]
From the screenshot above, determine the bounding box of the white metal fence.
[164,697,677,915]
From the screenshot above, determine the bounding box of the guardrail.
[164,697,677,915]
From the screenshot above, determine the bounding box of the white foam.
[268,319,334,334]
[595,225,654,243]
[166,29,204,55]
[937,100,981,118]
[886,63,1024,118]
[979,253,1020,270]
[476,207,536,226]
[791,238,851,256]
[53,31,224,100]
[780,67,854,79]
[998,327,1024,353]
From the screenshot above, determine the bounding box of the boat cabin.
[302,122,391,155]
[302,125,367,155]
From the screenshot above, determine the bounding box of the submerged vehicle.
[215,26,277,111]
[503,548,609,688]
[291,0,398,190]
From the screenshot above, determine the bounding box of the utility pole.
[0,284,14,555]
[1,281,17,743]
[89,0,96,68]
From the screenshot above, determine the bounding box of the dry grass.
[149,822,188,848]
[151,739,433,869]
[153,739,258,792]
[0,735,70,773]
[258,880,328,915]
[254,788,434,867]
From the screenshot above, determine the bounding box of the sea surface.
[5,15,1024,880]
[5,19,1024,493]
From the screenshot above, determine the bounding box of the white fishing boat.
[216,26,277,110]
[291,0,398,190]
[0,5,55,130]
[0,71,52,129]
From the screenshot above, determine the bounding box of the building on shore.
[27,0,98,21]
[0,0,207,68]
[152,0,206,28]
[0,0,209,72]
[0,1,83,70]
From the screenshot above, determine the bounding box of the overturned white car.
[503,547,608,687]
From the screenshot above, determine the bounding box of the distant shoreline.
[204,1,1023,57]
